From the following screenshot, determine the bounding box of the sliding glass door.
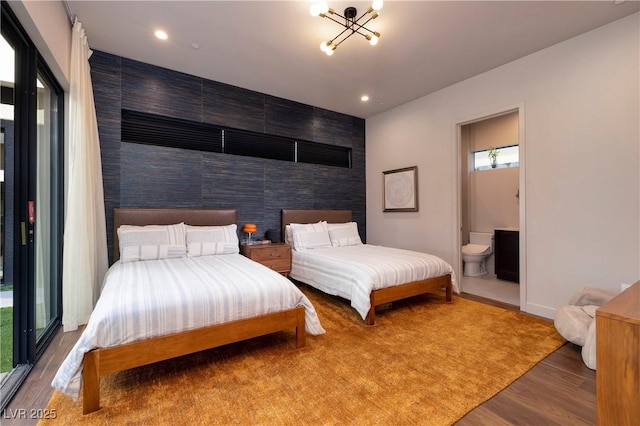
[34,71,61,343]
[0,29,15,386]
[1,3,63,408]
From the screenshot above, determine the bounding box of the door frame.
[0,2,64,410]
[454,103,526,309]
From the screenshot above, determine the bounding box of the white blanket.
[290,244,458,320]
[52,254,325,400]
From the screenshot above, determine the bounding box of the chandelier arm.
[352,29,372,41]
[352,16,378,35]
[322,13,347,27]
[330,10,347,19]
[327,9,367,32]
[353,8,373,24]
[323,12,367,43]
[332,31,356,48]
[329,25,355,44]
[324,15,376,37]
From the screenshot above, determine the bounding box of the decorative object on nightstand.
[266,228,281,243]
[241,243,292,277]
[242,223,257,244]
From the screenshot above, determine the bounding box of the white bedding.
[290,244,458,320]
[52,254,325,400]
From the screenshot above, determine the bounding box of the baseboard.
[525,302,556,320]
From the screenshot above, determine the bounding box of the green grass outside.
[0,307,12,373]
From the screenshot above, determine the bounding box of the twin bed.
[53,207,456,414]
[52,208,325,414]
[281,209,457,325]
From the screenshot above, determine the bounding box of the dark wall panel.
[121,57,203,121]
[203,80,265,132]
[90,51,366,261]
[263,163,316,236]
[90,52,121,252]
[201,153,267,227]
[120,143,204,208]
[265,96,314,141]
[313,107,353,147]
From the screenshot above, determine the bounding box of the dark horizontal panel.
[121,109,350,168]
[224,129,294,162]
[297,140,351,168]
[122,109,222,153]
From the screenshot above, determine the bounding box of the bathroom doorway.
[456,107,525,308]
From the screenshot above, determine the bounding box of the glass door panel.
[35,73,59,342]
[0,33,15,377]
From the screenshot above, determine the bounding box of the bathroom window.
[474,145,519,170]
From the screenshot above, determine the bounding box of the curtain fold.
[62,19,108,332]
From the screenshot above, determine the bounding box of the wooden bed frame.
[281,209,452,326]
[82,208,306,414]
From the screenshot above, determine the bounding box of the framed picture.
[383,166,418,212]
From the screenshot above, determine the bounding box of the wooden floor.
[3,294,596,425]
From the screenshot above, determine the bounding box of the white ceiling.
[67,1,639,119]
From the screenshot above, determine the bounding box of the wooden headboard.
[113,208,237,263]
[281,209,352,241]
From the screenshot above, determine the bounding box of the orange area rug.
[41,286,563,425]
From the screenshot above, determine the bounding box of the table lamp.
[243,223,257,243]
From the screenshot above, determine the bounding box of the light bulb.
[372,0,383,11]
[318,2,329,14]
[326,46,335,56]
[320,41,329,52]
[310,4,320,16]
[369,34,379,46]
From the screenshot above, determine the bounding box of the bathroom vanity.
[494,228,519,283]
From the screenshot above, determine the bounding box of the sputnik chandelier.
[310,0,383,56]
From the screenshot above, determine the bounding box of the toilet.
[462,232,494,277]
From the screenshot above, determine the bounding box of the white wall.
[8,0,72,207]
[366,13,639,318]
[7,0,71,89]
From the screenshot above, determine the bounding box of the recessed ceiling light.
[154,30,168,40]
[191,43,200,49]
[361,95,370,102]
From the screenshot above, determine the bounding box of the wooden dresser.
[595,281,639,425]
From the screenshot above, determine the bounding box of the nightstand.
[240,243,292,277]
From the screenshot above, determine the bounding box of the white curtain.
[62,19,108,332]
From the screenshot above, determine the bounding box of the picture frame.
[383,166,418,212]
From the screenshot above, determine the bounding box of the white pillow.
[186,224,239,256]
[290,221,331,251]
[118,223,186,262]
[327,222,362,247]
[284,225,293,245]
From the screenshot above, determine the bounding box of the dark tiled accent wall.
[90,51,366,262]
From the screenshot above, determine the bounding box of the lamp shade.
[243,223,257,233]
